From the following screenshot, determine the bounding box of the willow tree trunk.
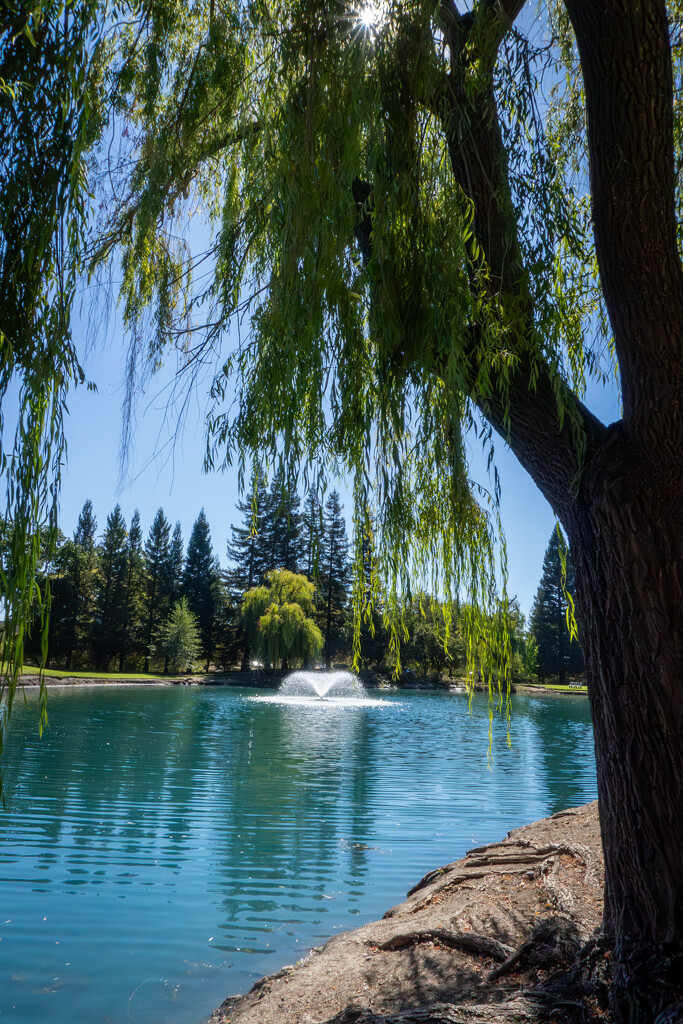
[562,436,683,1021]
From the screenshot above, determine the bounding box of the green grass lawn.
[17,665,170,681]
[522,680,588,693]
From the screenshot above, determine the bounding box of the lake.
[0,685,597,1024]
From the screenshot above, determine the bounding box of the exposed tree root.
[324,998,547,1023]
[373,928,513,961]
[487,917,582,980]
[211,803,615,1024]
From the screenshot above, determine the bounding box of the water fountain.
[279,670,366,700]
[249,668,387,708]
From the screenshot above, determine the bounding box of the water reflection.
[0,686,596,1024]
[517,695,597,814]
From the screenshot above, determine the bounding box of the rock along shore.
[210,802,607,1024]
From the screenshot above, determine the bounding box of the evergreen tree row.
[21,489,583,680]
[26,472,353,674]
[41,502,216,672]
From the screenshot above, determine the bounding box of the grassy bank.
[17,665,174,682]
[518,679,588,693]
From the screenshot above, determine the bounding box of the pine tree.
[356,518,388,669]
[143,508,172,672]
[49,500,99,669]
[262,472,303,575]
[320,490,350,669]
[164,522,184,673]
[301,486,323,583]
[44,536,78,668]
[168,522,184,603]
[74,499,97,551]
[182,509,220,671]
[530,530,585,683]
[119,509,145,671]
[93,505,128,669]
[225,468,269,598]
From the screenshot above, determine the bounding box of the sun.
[356,1,387,32]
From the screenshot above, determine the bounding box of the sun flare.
[356,0,387,31]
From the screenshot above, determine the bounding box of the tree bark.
[554,4,683,1014]
[564,433,683,1022]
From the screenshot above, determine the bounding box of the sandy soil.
[210,802,607,1024]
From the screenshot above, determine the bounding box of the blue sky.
[25,303,620,619]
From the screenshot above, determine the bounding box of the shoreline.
[16,670,588,696]
[210,801,605,1024]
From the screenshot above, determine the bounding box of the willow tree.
[242,569,322,668]
[84,0,683,1017]
[0,0,106,763]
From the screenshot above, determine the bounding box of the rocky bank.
[210,802,608,1024]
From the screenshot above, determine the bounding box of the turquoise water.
[0,685,597,1024]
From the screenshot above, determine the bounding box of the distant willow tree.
[242,570,322,670]
[530,531,585,683]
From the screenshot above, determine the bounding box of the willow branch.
[418,0,608,518]
[89,120,260,268]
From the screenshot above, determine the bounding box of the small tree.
[154,598,201,674]
[242,569,322,670]
[402,597,465,678]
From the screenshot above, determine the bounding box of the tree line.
[14,471,583,681]
[13,472,350,674]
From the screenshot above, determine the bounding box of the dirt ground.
[210,803,608,1024]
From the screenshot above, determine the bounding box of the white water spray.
[279,670,366,700]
